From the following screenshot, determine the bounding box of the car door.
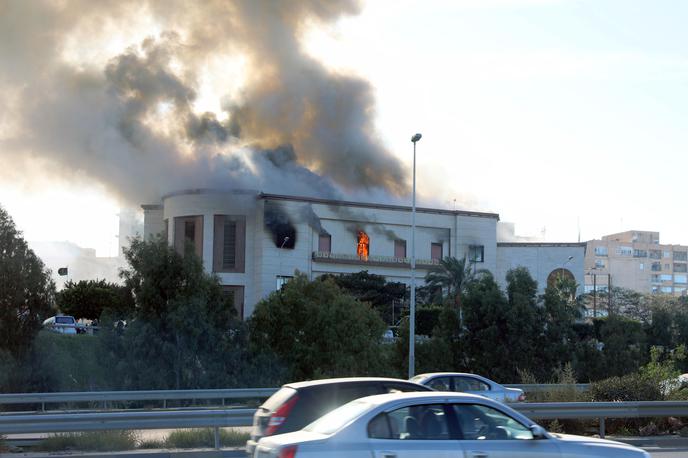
[449,403,561,458]
[368,403,462,458]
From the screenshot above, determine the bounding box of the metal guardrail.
[3,401,688,443]
[512,401,688,438]
[0,388,278,410]
[506,383,590,392]
[0,385,588,408]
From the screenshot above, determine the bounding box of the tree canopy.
[250,273,388,380]
[56,279,134,320]
[0,205,55,357]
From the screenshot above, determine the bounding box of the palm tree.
[424,256,475,310]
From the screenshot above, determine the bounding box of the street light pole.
[409,133,422,378]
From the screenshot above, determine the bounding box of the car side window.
[452,404,533,441]
[454,376,490,392]
[336,384,381,405]
[426,377,451,391]
[370,404,450,440]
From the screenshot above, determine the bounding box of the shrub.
[164,428,249,448]
[590,373,662,402]
[36,431,138,451]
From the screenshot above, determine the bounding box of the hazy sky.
[2,0,687,256]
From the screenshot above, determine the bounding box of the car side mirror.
[529,425,547,439]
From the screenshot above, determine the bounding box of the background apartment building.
[585,230,688,297]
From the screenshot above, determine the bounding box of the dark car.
[246,377,432,456]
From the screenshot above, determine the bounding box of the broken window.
[357,231,369,260]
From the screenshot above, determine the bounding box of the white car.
[411,372,525,403]
[42,315,78,335]
[254,392,649,458]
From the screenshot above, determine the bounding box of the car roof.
[356,390,500,407]
[284,377,424,390]
[414,372,490,380]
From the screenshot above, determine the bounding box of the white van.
[43,315,78,335]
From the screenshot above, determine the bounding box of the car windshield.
[55,316,74,324]
[409,375,425,383]
[304,400,372,435]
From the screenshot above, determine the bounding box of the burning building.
[142,189,585,318]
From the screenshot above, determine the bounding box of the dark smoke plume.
[0,0,408,206]
[264,202,296,249]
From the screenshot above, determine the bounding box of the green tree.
[105,236,260,390]
[595,315,646,377]
[56,279,135,320]
[424,256,476,307]
[249,273,388,380]
[0,205,55,358]
[461,272,513,380]
[503,267,546,380]
[541,275,581,374]
[321,271,406,326]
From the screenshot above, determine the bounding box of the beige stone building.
[585,230,688,297]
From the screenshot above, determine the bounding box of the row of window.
[594,245,688,260]
[317,232,485,263]
[651,274,688,284]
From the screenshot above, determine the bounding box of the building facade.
[584,230,688,296]
[142,189,585,318]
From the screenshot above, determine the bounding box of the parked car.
[42,315,78,335]
[254,391,649,458]
[411,372,525,403]
[246,377,432,456]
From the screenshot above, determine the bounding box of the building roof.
[497,242,587,248]
[260,193,500,220]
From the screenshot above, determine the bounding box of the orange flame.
[357,231,369,260]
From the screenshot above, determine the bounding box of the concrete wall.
[496,244,586,295]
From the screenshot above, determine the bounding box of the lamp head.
[411,133,422,143]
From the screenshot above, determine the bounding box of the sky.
[1,0,688,257]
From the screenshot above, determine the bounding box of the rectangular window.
[675,275,688,284]
[431,243,443,261]
[676,287,687,295]
[222,285,245,320]
[675,251,688,261]
[664,251,672,258]
[318,234,332,253]
[650,250,661,259]
[674,263,688,273]
[633,249,647,258]
[652,274,661,283]
[174,216,203,259]
[661,274,673,282]
[639,263,644,270]
[661,286,673,294]
[651,262,662,271]
[213,215,246,273]
[276,275,293,290]
[665,264,671,271]
[394,239,407,258]
[616,246,632,256]
[594,246,608,256]
[594,259,605,269]
[468,245,484,263]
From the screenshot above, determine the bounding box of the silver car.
[254,392,649,458]
[412,372,525,403]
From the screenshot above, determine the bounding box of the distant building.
[142,189,585,318]
[585,230,688,296]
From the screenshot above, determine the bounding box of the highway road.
[645,445,688,457]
